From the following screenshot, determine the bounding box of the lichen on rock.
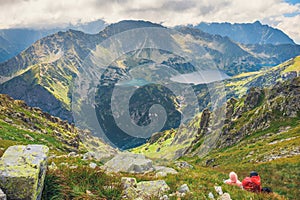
[0,145,49,200]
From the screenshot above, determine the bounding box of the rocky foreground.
[0,144,235,200]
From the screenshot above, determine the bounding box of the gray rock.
[154,165,178,174]
[160,194,169,200]
[121,177,137,189]
[137,180,170,197]
[0,145,49,200]
[82,152,94,160]
[178,184,190,193]
[48,162,57,170]
[217,193,232,200]
[83,150,115,161]
[122,179,170,199]
[89,162,97,169]
[208,192,215,199]
[155,171,168,177]
[214,186,223,195]
[175,161,193,169]
[0,188,6,200]
[103,152,154,173]
[69,165,78,169]
[68,152,77,157]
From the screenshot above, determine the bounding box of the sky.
[0,0,299,43]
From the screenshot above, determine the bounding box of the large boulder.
[103,152,154,173]
[137,180,170,197]
[0,145,49,200]
[154,166,178,174]
[154,166,178,177]
[122,178,170,199]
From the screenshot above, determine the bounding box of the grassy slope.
[132,55,300,159]
[0,94,113,156]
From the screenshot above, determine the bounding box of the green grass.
[282,56,300,73]
[42,166,123,200]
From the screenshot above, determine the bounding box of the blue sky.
[285,0,300,4]
[0,0,299,43]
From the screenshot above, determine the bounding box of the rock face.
[0,188,6,200]
[0,145,49,200]
[103,152,154,173]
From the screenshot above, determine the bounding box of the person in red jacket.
[242,171,262,192]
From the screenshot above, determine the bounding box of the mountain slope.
[0,94,116,157]
[194,21,295,45]
[132,57,300,159]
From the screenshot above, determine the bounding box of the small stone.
[89,162,97,169]
[178,184,190,193]
[208,192,215,199]
[48,162,57,170]
[24,134,35,141]
[217,193,232,200]
[59,162,68,167]
[174,161,193,169]
[214,186,223,195]
[68,152,77,157]
[69,165,78,169]
[121,177,137,189]
[160,194,169,200]
[4,118,12,123]
[82,152,94,160]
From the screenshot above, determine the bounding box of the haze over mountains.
[0,20,299,149]
[0,19,106,63]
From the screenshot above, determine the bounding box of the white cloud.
[0,0,299,43]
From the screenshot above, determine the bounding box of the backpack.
[262,187,272,193]
[242,176,262,192]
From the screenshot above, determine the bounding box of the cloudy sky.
[0,0,299,43]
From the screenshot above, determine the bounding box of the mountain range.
[0,20,300,149]
[193,21,296,45]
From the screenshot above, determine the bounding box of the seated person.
[224,171,242,187]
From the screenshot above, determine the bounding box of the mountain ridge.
[193,21,295,45]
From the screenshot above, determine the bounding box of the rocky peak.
[99,20,164,37]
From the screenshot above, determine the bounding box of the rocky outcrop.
[103,152,154,173]
[0,189,6,200]
[0,145,49,200]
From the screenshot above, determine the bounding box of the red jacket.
[242,175,262,192]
